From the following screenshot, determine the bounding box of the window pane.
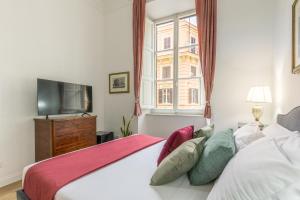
[164,37,171,49]
[156,81,173,109]
[162,66,171,79]
[156,51,173,80]
[178,79,201,110]
[178,46,200,78]
[156,22,174,51]
[179,15,198,47]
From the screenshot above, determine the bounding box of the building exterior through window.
[155,14,202,111]
[163,37,171,50]
[162,66,171,79]
[158,88,173,104]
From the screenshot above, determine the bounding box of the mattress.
[23,141,213,200]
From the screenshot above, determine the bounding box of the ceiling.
[146,0,195,20]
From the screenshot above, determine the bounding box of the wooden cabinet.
[35,116,97,162]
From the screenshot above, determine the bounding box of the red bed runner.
[24,134,164,200]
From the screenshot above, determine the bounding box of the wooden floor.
[0,181,21,200]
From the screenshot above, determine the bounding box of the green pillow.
[150,137,206,186]
[188,129,235,185]
[194,124,215,138]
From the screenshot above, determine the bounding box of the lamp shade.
[247,86,272,103]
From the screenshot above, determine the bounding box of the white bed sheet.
[23,141,213,200]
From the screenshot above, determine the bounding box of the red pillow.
[157,125,194,165]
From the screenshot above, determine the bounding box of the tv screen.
[37,79,93,116]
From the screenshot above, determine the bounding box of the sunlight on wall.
[274,61,284,116]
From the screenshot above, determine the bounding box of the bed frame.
[16,106,300,200]
[277,106,300,131]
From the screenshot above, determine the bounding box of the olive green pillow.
[194,124,215,139]
[150,137,206,186]
[188,129,235,185]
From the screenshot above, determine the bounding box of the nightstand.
[238,122,267,130]
[237,122,248,129]
[96,131,114,144]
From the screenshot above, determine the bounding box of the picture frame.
[109,72,130,94]
[292,0,300,74]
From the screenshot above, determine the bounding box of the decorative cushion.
[234,123,264,151]
[157,126,194,165]
[194,124,215,139]
[188,129,235,185]
[151,137,206,186]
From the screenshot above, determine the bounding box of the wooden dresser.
[34,116,97,162]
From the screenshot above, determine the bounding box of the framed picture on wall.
[109,72,130,94]
[292,0,300,74]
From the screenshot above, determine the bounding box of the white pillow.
[278,134,300,166]
[263,123,297,138]
[207,137,300,200]
[234,123,264,151]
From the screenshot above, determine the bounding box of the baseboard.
[0,172,22,188]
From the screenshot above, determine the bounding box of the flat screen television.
[37,79,93,116]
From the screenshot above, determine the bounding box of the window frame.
[151,10,204,115]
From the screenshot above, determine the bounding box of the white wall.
[0,0,104,187]
[212,0,274,131]
[103,0,274,136]
[102,0,138,136]
[138,113,206,137]
[273,0,300,115]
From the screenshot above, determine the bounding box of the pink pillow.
[157,126,194,165]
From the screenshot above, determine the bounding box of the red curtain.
[195,0,217,119]
[133,0,146,116]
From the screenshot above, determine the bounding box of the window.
[153,14,203,112]
[190,36,196,54]
[164,37,171,49]
[191,37,196,44]
[191,66,197,77]
[158,88,173,104]
[162,66,171,79]
[189,88,199,104]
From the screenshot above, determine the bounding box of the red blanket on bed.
[24,134,164,200]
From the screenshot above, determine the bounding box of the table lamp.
[247,86,272,126]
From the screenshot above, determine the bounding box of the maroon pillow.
[157,125,194,165]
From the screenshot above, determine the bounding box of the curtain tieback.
[206,101,211,106]
[135,98,140,104]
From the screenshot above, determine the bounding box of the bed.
[17,139,213,200]
[17,106,300,200]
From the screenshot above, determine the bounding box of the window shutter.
[159,89,163,104]
[189,88,192,104]
[164,37,171,49]
[169,89,173,104]
[167,67,171,78]
[141,18,155,109]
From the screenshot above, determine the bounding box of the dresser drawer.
[54,145,79,156]
[54,131,79,147]
[35,116,97,161]
[73,118,96,130]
